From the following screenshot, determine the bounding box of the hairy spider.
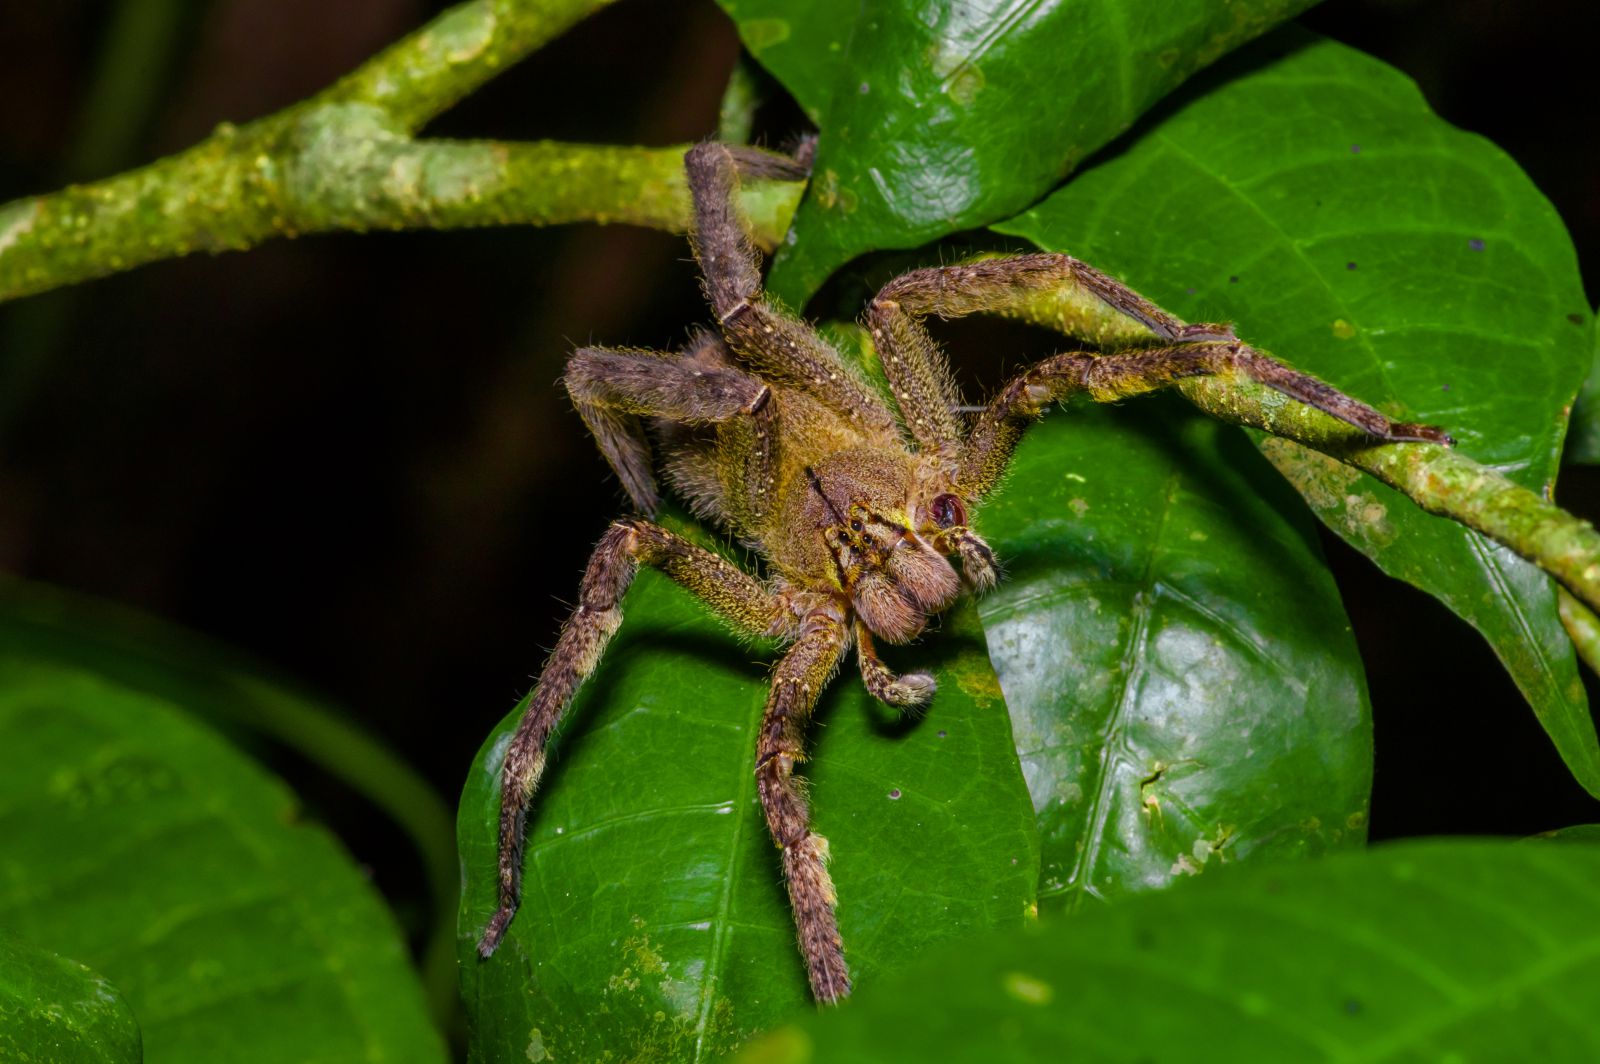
[475,142,1450,1003]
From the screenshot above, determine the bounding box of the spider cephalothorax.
[476,141,1449,1003]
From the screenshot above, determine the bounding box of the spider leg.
[854,619,936,710]
[477,518,787,958]
[756,606,853,1003]
[957,341,1453,498]
[864,255,1237,454]
[566,334,775,519]
[683,142,900,439]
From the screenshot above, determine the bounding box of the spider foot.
[1174,321,1237,343]
[881,670,937,711]
[477,905,516,959]
[1383,421,1455,446]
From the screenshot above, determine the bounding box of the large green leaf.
[995,30,1600,795]
[0,659,445,1064]
[977,399,1371,914]
[0,576,460,1023]
[0,932,140,1064]
[717,0,1317,305]
[459,569,1038,1063]
[738,839,1600,1062]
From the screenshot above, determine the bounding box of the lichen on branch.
[0,0,803,305]
[992,267,1600,617]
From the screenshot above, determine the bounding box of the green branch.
[1558,589,1600,678]
[0,0,804,305]
[314,0,622,135]
[1002,275,1600,615]
[1187,375,1600,613]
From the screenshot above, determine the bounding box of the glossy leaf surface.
[0,659,445,1064]
[995,31,1600,795]
[717,0,1316,305]
[0,933,140,1064]
[977,400,1371,913]
[739,839,1600,1062]
[458,572,1038,1063]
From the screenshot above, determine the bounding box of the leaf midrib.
[1062,469,1181,910]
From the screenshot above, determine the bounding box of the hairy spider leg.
[566,336,775,520]
[854,618,935,709]
[958,341,1452,498]
[683,142,901,440]
[756,606,853,1003]
[864,254,1238,455]
[477,519,788,958]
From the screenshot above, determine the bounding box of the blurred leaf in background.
[0,654,447,1063]
[0,931,142,1064]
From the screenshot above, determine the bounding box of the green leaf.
[0,932,141,1064]
[738,839,1600,1062]
[717,0,1317,305]
[1529,824,1600,844]
[1565,306,1600,463]
[0,577,459,1023]
[994,30,1600,795]
[977,399,1371,913]
[458,570,1038,1063]
[0,659,446,1064]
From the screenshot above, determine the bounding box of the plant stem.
[1558,589,1600,678]
[1182,373,1600,613]
[0,0,804,305]
[1001,277,1600,615]
[0,126,801,305]
[717,58,763,146]
[315,0,622,135]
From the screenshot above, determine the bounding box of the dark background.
[1,0,1596,965]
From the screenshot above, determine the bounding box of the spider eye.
[930,493,966,529]
[849,519,864,533]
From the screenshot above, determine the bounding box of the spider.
[475,141,1450,1003]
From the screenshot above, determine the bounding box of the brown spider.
[475,142,1450,1003]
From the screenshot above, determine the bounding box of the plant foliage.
[0,1,1595,1062]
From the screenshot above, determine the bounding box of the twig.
[1000,273,1600,615]
[1558,588,1600,678]
[0,0,803,305]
